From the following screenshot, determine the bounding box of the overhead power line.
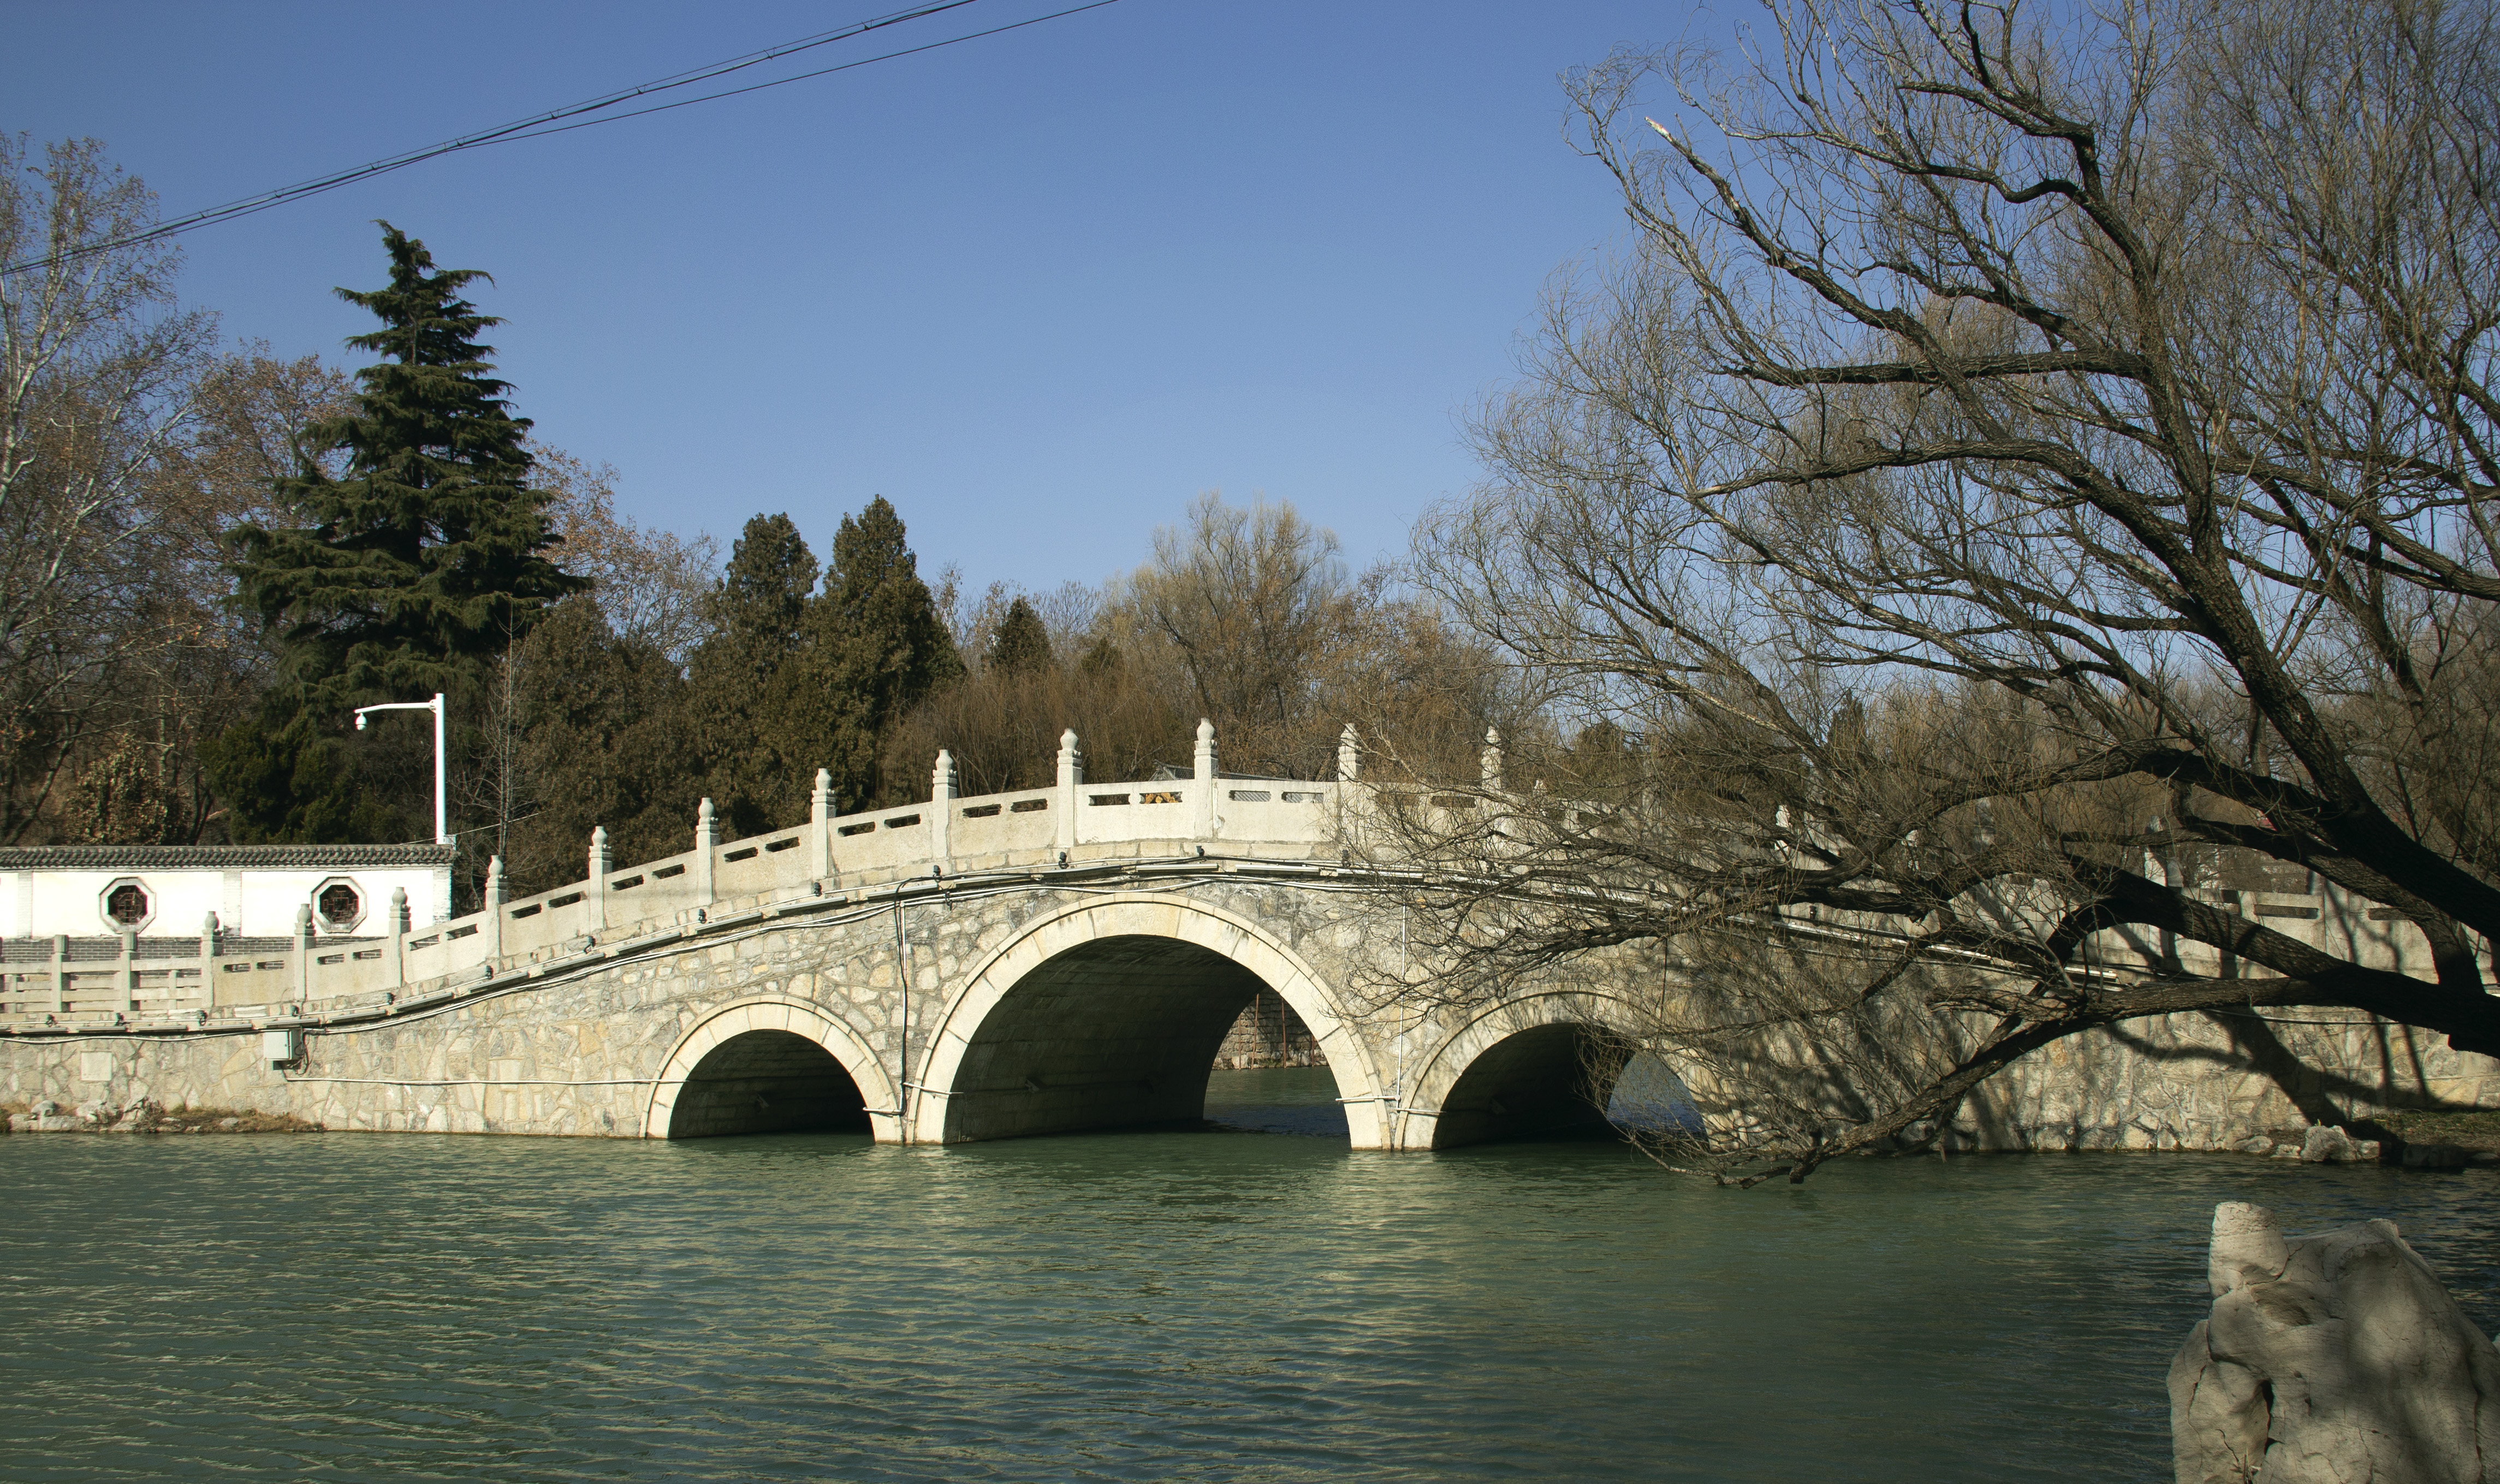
[3,0,1124,277]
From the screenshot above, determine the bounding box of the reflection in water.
[1202,1064,1351,1136]
[3,1070,2495,1483]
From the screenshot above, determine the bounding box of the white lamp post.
[353,692,452,845]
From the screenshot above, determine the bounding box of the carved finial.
[1481,727,1505,791]
[1197,718,1215,745]
[1338,723,1361,783]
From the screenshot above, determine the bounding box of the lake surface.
[5,1067,2496,1482]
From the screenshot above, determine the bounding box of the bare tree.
[0,135,259,842]
[1130,491,1357,776]
[531,447,720,666]
[890,491,1523,791]
[1387,0,2500,1178]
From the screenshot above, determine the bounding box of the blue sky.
[8,1,1736,595]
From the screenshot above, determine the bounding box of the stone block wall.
[1212,987,1328,1069]
[1964,1008,2498,1152]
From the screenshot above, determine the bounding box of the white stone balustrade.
[0,717,2459,1035]
[0,722,1360,1031]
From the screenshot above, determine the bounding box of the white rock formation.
[2172,1201,2500,1482]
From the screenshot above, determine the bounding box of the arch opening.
[1430,1024,1695,1150]
[665,1029,869,1139]
[940,933,1339,1142]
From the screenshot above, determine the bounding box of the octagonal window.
[315,880,363,932]
[97,877,157,933]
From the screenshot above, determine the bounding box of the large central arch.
[910,896,1391,1147]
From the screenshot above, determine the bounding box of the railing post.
[484,856,506,959]
[199,912,220,1011]
[1055,730,1082,855]
[588,825,611,931]
[51,933,67,1016]
[119,927,137,1012]
[293,903,314,1003]
[1193,718,1218,839]
[388,886,409,987]
[1481,726,1505,793]
[810,768,835,880]
[694,797,719,910]
[930,750,957,866]
[1338,723,1361,783]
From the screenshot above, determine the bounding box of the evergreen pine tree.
[501,595,699,895]
[687,513,822,836]
[207,225,582,842]
[985,597,1054,676]
[807,497,960,809]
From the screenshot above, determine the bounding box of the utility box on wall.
[261,1028,303,1066]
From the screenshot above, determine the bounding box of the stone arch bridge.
[4,726,2480,1151]
[0,729,1639,1150]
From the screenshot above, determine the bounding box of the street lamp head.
[354,715,367,730]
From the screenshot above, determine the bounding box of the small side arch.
[644,997,902,1141]
[1397,990,1663,1151]
[911,894,1391,1147]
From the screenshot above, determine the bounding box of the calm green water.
[5,1068,2497,1483]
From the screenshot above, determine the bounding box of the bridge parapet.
[4,719,2450,1039]
[0,724,1353,1036]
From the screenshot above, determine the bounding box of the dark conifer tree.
[808,497,960,809]
[687,513,822,836]
[985,597,1054,676]
[207,225,582,842]
[500,595,698,895]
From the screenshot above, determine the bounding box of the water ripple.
[4,1073,2496,1482]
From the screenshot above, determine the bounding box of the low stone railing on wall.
[0,719,2456,1040]
[0,723,1354,1034]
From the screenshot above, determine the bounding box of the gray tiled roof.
[0,843,455,871]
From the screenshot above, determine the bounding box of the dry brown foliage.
[1375,0,2500,1178]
